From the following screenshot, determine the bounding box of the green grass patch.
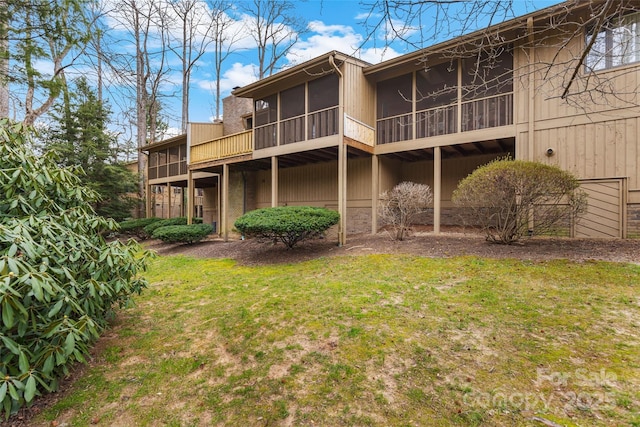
[35,255,640,426]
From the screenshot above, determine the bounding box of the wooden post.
[166,183,172,218]
[434,146,441,234]
[338,142,347,246]
[271,156,278,207]
[371,154,379,234]
[145,183,152,218]
[222,164,229,242]
[187,170,194,224]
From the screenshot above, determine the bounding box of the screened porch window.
[586,11,640,71]
[461,48,513,131]
[416,61,458,138]
[280,84,305,144]
[376,73,413,144]
[255,94,277,149]
[308,73,339,139]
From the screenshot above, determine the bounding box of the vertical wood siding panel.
[279,162,338,204]
[627,119,638,189]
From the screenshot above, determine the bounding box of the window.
[586,11,640,71]
[280,84,305,119]
[376,73,412,118]
[308,73,339,112]
[416,61,458,110]
[461,48,513,100]
[255,94,277,126]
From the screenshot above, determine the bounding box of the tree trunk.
[135,12,147,219]
[0,0,8,118]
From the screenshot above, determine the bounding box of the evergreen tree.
[43,77,137,221]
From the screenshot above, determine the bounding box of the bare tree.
[240,0,307,79]
[360,0,640,110]
[106,0,172,216]
[207,0,243,120]
[168,0,216,131]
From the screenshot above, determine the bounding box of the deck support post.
[187,170,194,224]
[371,154,379,234]
[434,146,442,234]
[145,183,152,218]
[222,164,229,242]
[271,156,278,207]
[338,142,347,246]
[166,183,172,218]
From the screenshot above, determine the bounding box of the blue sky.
[95,0,562,138]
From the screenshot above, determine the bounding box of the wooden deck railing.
[416,105,457,138]
[461,93,513,131]
[190,130,253,164]
[376,113,413,145]
[344,114,375,146]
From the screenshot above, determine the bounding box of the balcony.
[190,130,253,165]
[376,93,513,145]
[254,106,339,150]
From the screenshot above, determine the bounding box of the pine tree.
[43,77,137,221]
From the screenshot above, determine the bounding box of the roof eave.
[232,51,369,99]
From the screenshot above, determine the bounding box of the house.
[147,0,640,244]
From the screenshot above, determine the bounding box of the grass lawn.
[34,254,640,426]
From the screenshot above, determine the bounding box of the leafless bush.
[379,181,433,241]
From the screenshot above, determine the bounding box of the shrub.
[143,217,202,236]
[234,206,340,249]
[152,224,213,244]
[379,181,433,241]
[118,217,162,238]
[452,158,587,244]
[0,120,152,419]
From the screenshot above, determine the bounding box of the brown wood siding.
[400,153,505,203]
[344,61,375,126]
[378,157,401,194]
[255,158,372,208]
[347,158,372,200]
[190,123,224,146]
[532,117,639,190]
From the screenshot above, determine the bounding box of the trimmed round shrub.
[234,206,340,249]
[452,158,587,244]
[143,217,203,236]
[118,217,162,238]
[152,224,213,244]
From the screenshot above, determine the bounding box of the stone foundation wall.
[347,207,372,234]
[628,204,640,238]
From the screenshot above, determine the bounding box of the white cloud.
[285,20,401,66]
[196,62,258,94]
[359,46,402,64]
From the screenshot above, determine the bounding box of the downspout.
[329,53,343,78]
[330,53,346,246]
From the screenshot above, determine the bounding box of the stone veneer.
[222,95,252,135]
[628,204,640,238]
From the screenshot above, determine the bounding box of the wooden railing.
[416,105,457,138]
[190,130,253,164]
[281,116,305,145]
[254,124,277,149]
[461,93,513,132]
[344,114,375,146]
[308,107,338,140]
[376,113,413,145]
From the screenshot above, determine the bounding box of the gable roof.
[232,51,371,99]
